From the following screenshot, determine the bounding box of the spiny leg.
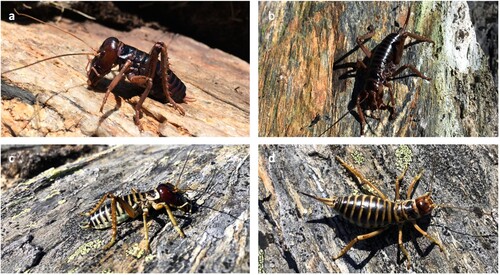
[398,224,411,269]
[160,42,185,115]
[335,156,388,199]
[356,94,368,136]
[139,207,151,252]
[103,196,142,250]
[128,75,154,131]
[334,228,387,260]
[394,165,409,201]
[152,202,186,238]
[403,32,435,45]
[356,25,376,59]
[99,60,133,112]
[103,195,142,250]
[406,169,424,199]
[411,221,445,252]
[391,64,432,81]
[126,42,162,131]
[82,193,113,217]
[384,82,396,120]
[164,204,186,238]
[102,196,118,250]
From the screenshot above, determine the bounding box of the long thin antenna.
[435,204,493,218]
[3,53,93,74]
[175,148,193,189]
[14,8,97,52]
[318,109,352,137]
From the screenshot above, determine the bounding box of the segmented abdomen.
[86,192,145,230]
[333,195,396,228]
[119,44,187,103]
[149,64,187,103]
[367,33,401,80]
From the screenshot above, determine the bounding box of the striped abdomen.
[85,192,146,230]
[332,195,421,228]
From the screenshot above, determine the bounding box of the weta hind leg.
[334,228,387,260]
[159,42,185,115]
[335,156,389,199]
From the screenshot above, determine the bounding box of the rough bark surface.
[1,13,249,137]
[258,1,497,137]
[1,145,250,273]
[259,145,498,272]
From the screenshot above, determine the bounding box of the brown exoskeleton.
[335,6,434,136]
[88,36,195,131]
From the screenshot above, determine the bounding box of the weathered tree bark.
[1,12,249,137]
[259,145,498,272]
[1,145,249,273]
[258,1,497,137]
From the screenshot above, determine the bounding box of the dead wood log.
[1,9,249,137]
[259,145,498,272]
[1,145,249,272]
[258,1,497,137]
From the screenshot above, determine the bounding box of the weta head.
[414,192,436,216]
[87,37,121,87]
[146,183,192,213]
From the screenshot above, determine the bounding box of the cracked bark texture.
[1,3,249,137]
[259,145,498,272]
[1,145,249,273]
[258,1,497,137]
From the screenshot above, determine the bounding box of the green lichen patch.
[67,239,103,263]
[126,242,146,259]
[258,249,265,273]
[395,145,413,171]
[145,254,156,263]
[350,151,365,165]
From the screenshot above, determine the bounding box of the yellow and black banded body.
[306,194,431,229]
[81,183,191,252]
[83,192,146,229]
[300,156,444,269]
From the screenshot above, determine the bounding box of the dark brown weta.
[336,6,434,136]
[4,9,194,131]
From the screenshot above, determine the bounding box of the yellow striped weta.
[80,182,191,252]
[300,156,445,269]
